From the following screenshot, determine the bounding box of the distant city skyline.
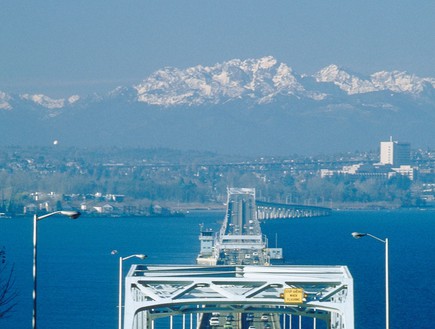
[1,1,434,97]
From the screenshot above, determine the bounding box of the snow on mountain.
[0,91,12,110]
[68,95,80,104]
[134,56,323,106]
[20,94,66,109]
[315,64,435,95]
[315,65,377,94]
[19,93,80,110]
[1,57,435,112]
[371,71,435,94]
[136,57,435,106]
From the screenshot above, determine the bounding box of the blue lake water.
[0,209,434,329]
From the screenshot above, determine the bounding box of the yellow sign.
[283,288,304,304]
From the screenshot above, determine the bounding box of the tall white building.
[380,137,410,166]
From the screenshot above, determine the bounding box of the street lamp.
[118,254,147,329]
[32,210,80,329]
[352,232,389,329]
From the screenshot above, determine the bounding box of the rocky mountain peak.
[133,56,316,106]
[315,65,435,95]
[371,70,435,94]
[314,65,376,94]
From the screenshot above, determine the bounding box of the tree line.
[0,147,427,213]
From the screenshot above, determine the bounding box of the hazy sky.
[1,0,434,97]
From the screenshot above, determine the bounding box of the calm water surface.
[0,210,434,329]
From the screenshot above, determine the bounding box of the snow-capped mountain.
[134,57,435,106]
[1,56,434,110]
[1,56,434,155]
[315,64,435,95]
[133,56,323,106]
[0,91,80,112]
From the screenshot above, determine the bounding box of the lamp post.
[118,254,147,329]
[352,232,389,329]
[32,210,80,329]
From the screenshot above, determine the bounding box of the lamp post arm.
[122,255,136,261]
[36,211,63,221]
[122,254,146,261]
[366,233,386,243]
[36,211,81,221]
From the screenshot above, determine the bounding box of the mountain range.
[1,56,434,155]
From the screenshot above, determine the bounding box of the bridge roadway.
[214,188,269,267]
[198,188,281,329]
[122,188,354,329]
[200,310,280,328]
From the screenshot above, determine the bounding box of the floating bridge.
[123,188,353,329]
[256,201,331,220]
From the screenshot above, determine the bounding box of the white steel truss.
[124,264,354,329]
